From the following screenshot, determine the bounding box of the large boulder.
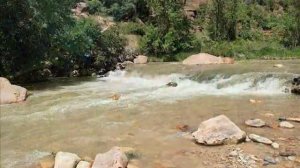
[182,53,234,65]
[192,115,246,145]
[0,77,27,105]
[54,152,81,168]
[133,55,148,64]
[92,147,128,168]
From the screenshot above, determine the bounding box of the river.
[1,60,299,168]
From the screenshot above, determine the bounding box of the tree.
[0,0,76,79]
[208,0,242,41]
[141,0,194,55]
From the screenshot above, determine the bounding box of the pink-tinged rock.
[0,77,27,104]
[92,147,128,168]
[192,115,246,145]
[182,53,234,65]
[133,55,148,64]
[54,152,81,168]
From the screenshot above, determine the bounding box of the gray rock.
[264,156,277,165]
[248,134,273,145]
[192,115,246,145]
[76,161,91,168]
[279,121,294,129]
[245,119,266,127]
[54,152,81,168]
[92,147,128,168]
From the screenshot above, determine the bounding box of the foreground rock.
[182,53,234,65]
[92,147,128,168]
[54,152,81,168]
[248,134,273,145]
[133,55,148,64]
[76,161,91,168]
[0,77,27,104]
[245,119,266,127]
[279,121,294,129]
[192,115,246,145]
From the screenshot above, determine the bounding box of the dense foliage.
[140,0,197,55]
[0,0,124,81]
[1,0,300,81]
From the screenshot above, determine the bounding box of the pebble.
[288,156,296,161]
[279,121,294,129]
[248,134,273,145]
[271,142,280,149]
[229,151,238,157]
[274,64,283,68]
[245,119,266,127]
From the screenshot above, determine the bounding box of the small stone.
[271,142,280,149]
[274,64,283,68]
[229,151,238,157]
[288,156,296,161]
[248,134,273,145]
[279,121,294,129]
[245,119,266,127]
[54,152,81,168]
[264,156,277,164]
[76,161,91,168]
[264,113,274,117]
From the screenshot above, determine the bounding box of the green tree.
[0,0,75,79]
[141,0,194,55]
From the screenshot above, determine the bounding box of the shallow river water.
[1,60,300,168]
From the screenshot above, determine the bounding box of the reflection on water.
[1,60,300,168]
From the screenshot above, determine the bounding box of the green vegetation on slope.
[1,0,300,82]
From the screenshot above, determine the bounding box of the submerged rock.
[182,53,234,65]
[279,121,294,129]
[38,155,55,168]
[0,77,27,104]
[291,77,300,95]
[192,115,246,145]
[166,82,178,87]
[92,147,128,168]
[54,152,81,168]
[248,134,273,145]
[245,119,266,128]
[133,55,148,64]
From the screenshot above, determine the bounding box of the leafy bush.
[141,0,195,55]
[87,0,104,14]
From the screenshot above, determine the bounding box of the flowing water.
[1,60,300,168]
